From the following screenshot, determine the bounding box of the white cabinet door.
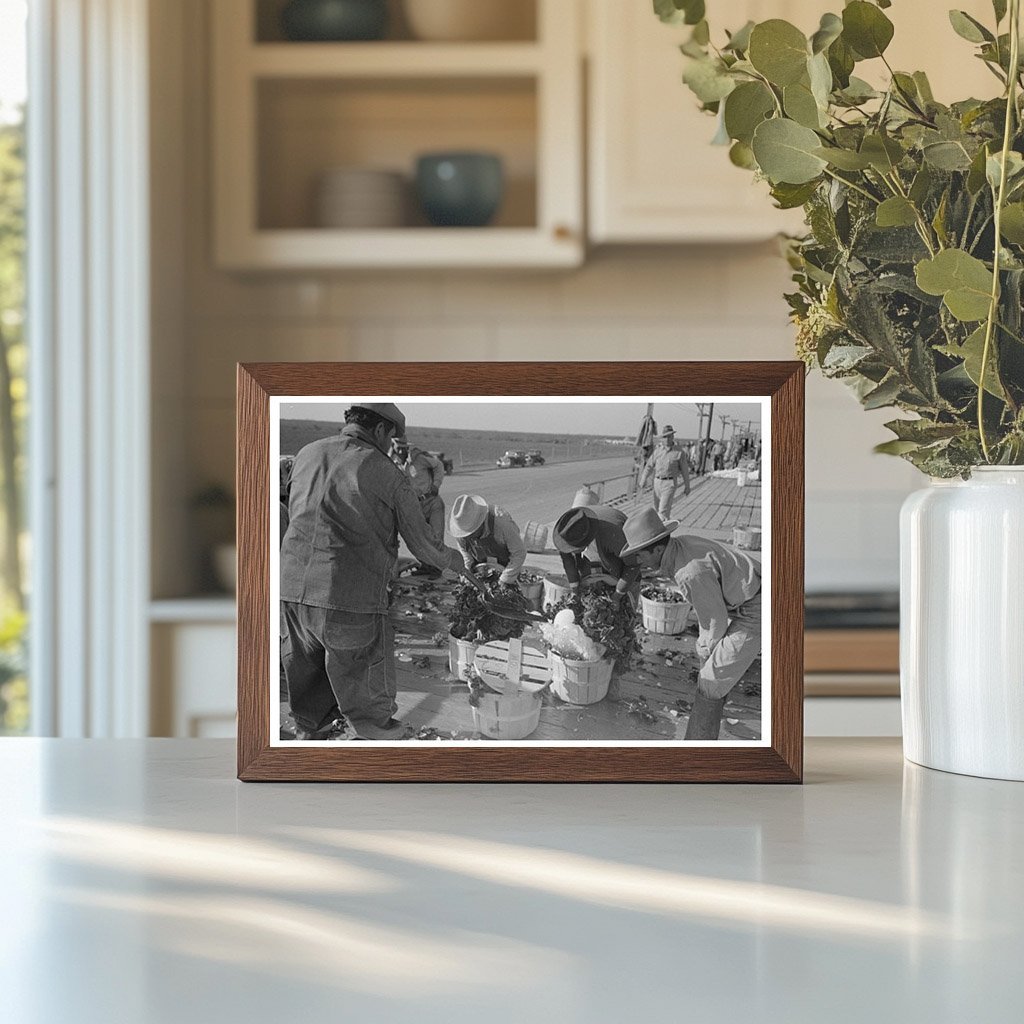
[588,0,810,243]
[587,0,997,244]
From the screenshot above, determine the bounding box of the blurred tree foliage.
[0,108,27,733]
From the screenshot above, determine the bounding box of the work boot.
[684,693,726,740]
[292,716,356,741]
[350,717,405,740]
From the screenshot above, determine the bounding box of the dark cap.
[553,507,595,553]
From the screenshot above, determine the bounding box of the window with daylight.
[0,0,28,734]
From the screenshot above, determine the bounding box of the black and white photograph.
[272,397,769,745]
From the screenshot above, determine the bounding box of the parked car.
[496,450,526,468]
[524,449,545,466]
[427,450,454,475]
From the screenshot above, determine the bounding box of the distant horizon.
[280,399,764,441]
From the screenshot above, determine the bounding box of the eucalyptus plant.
[657,0,1024,475]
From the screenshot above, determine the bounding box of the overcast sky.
[280,400,763,440]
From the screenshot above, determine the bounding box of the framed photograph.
[237,362,804,782]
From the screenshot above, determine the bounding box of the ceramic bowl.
[281,0,388,42]
[403,0,534,42]
[415,152,504,228]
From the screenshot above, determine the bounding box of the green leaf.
[751,118,828,184]
[1000,203,1024,245]
[884,418,963,443]
[915,249,994,322]
[932,190,950,247]
[909,164,934,205]
[922,140,973,171]
[748,20,809,87]
[814,146,872,170]
[939,325,1006,397]
[876,197,918,228]
[967,144,991,194]
[771,180,820,209]
[828,36,856,89]
[874,439,922,455]
[682,57,736,104]
[808,51,833,109]
[948,10,994,44]
[724,20,755,53]
[842,1,895,59]
[836,76,879,105]
[723,81,775,144]
[729,140,757,169]
[993,0,1008,24]
[784,80,824,129]
[986,150,1024,191]
[862,374,903,409]
[691,19,710,45]
[913,71,935,104]
[810,12,843,54]
[653,0,705,26]
[860,133,904,173]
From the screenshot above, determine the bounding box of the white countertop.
[1,738,1020,1023]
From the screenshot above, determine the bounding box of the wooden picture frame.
[238,362,804,782]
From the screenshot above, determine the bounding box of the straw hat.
[658,424,675,440]
[449,494,489,538]
[349,402,406,437]
[619,508,679,557]
[553,507,596,553]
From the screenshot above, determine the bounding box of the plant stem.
[979,0,1021,462]
[822,167,880,205]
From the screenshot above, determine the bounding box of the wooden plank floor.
[280,573,762,743]
[607,474,761,541]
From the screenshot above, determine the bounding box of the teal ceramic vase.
[281,0,388,41]
[415,152,505,227]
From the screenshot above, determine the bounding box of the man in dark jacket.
[552,503,640,603]
[280,402,470,740]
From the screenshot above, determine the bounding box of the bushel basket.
[549,648,613,705]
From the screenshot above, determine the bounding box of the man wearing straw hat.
[620,508,761,740]
[638,425,691,519]
[553,504,640,605]
[281,402,471,741]
[449,495,526,585]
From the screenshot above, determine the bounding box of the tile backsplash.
[180,247,917,594]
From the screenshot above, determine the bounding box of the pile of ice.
[539,609,603,662]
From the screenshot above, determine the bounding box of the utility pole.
[699,402,715,475]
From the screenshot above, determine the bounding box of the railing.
[579,472,639,504]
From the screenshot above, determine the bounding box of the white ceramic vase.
[900,467,1024,781]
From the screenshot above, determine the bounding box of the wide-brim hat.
[619,507,679,557]
[553,507,596,553]
[449,494,488,538]
[350,402,407,437]
[659,425,675,439]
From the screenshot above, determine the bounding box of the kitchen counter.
[1,738,1020,1022]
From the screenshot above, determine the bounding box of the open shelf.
[254,0,539,44]
[249,41,544,77]
[257,76,538,232]
[213,0,582,268]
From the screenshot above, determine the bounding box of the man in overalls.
[448,494,526,585]
[620,508,761,740]
[280,402,471,740]
[639,425,691,520]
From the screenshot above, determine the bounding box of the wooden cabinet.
[211,0,583,268]
[587,0,810,243]
[586,0,998,244]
